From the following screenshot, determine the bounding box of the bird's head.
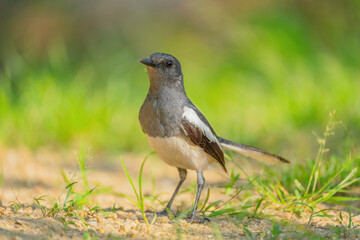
[139,53,183,90]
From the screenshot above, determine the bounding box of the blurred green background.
[0,0,359,160]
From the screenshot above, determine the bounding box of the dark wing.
[181,118,227,172]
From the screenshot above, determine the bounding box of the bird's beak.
[139,57,156,67]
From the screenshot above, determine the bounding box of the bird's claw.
[157,208,176,218]
[186,215,210,223]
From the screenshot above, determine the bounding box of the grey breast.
[139,87,186,138]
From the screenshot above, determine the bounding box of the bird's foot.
[186,214,210,224]
[157,208,176,218]
[157,209,210,223]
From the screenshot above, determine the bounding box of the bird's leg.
[158,168,187,216]
[166,168,187,210]
[187,171,209,223]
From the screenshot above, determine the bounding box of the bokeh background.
[1,0,359,160]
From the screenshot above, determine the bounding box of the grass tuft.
[118,152,156,229]
[233,111,360,212]
[32,149,98,230]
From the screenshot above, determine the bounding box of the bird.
[138,52,289,223]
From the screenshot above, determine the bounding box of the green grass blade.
[138,152,154,213]
[120,156,141,205]
[199,188,211,212]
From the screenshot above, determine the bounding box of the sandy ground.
[0,147,359,239]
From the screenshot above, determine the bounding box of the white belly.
[146,134,217,171]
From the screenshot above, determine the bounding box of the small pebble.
[88,220,97,227]
[179,219,187,226]
[78,210,86,218]
[24,207,32,214]
[33,209,42,216]
[162,223,172,229]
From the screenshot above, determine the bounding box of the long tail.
[218,137,290,165]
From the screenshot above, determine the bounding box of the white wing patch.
[182,106,219,143]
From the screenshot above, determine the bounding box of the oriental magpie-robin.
[139,53,289,223]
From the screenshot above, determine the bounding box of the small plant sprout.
[31,148,97,229]
[243,226,255,240]
[77,147,91,192]
[305,110,341,196]
[269,222,282,239]
[252,198,264,218]
[33,195,49,216]
[118,152,156,230]
[335,208,360,238]
[223,169,240,195]
[290,202,331,225]
[199,179,251,218]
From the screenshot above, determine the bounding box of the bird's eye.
[166,61,173,68]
